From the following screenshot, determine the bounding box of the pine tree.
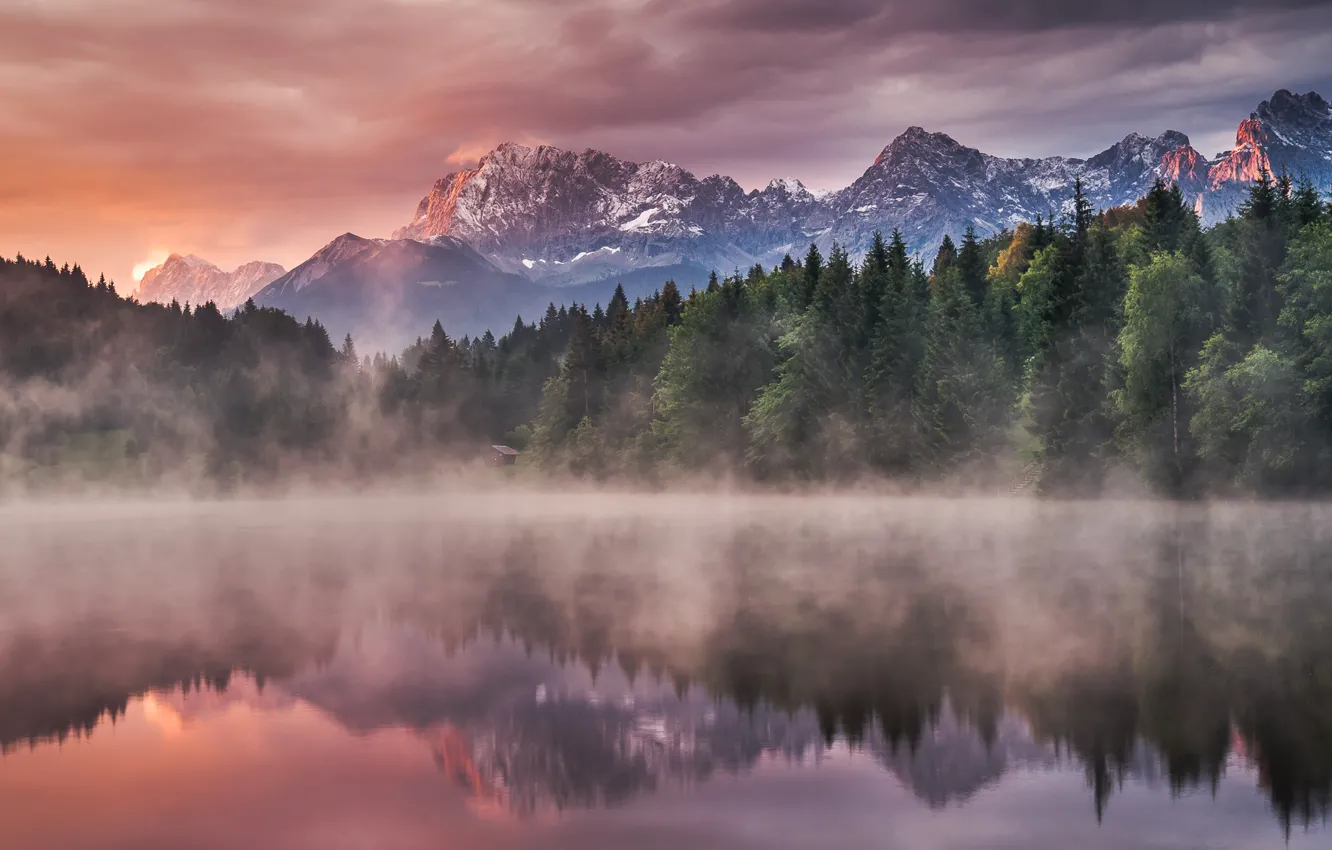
[1030,215,1050,253]
[957,225,988,307]
[1227,168,1286,349]
[605,282,634,364]
[858,232,891,353]
[1141,180,1191,254]
[1021,186,1125,494]
[562,307,604,423]
[656,278,774,467]
[660,280,683,326]
[866,230,929,474]
[912,266,1011,472]
[933,234,957,280]
[801,243,823,308]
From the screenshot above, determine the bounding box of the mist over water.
[2,493,1330,849]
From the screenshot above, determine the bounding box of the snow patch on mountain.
[393,89,1332,279]
[619,208,660,232]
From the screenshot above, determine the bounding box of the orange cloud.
[1,0,1330,286]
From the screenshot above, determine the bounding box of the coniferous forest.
[3,171,1331,496]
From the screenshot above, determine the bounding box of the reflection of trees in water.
[0,610,337,753]
[4,502,1332,832]
[446,509,1332,830]
[873,709,1057,808]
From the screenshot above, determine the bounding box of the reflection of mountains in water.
[426,692,818,814]
[278,629,1170,817]
[423,692,1184,817]
[5,497,1332,833]
[282,629,828,814]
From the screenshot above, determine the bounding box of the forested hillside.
[3,170,1330,495]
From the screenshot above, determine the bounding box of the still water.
[2,494,1330,849]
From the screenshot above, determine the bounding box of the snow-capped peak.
[390,89,1332,284]
[766,177,808,195]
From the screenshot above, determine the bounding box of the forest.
[2,170,1330,496]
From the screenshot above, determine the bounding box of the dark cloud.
[666,0,1332,35]
[1,0,1330,286]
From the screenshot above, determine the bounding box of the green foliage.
[1116,251,1215,491]
[654,272,779,468]
[1187,340,1306,491]
[1019,209,1127,493]
[911,268,1012,473]
[5,169,1330,494]
[865,231,931,474]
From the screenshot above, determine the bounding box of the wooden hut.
[489,445,519,467]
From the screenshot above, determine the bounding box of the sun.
[131,250,170,283]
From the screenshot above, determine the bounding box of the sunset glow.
[2,0,1330,285]
[5,4,1332,847]
[131,251,170,283]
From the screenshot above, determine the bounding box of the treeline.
[2,169,1330,493]
[471,169,1332,495]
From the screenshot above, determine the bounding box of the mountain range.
[135,89,1332,350]
[137,254,286,310]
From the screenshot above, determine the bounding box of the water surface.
[2,494,1329,849]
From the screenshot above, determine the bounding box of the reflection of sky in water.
[0,625,1324,850]
[4,496,1332,849]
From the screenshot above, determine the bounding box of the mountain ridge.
[137,254,286,309]
[397,88,1332,286]
[152,88,1332,350]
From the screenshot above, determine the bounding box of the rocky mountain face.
[395,142,819,288]
[184,88,1330,351]
[1199,89,1332,223]
[137,255,285,309]
[398,90,1331,284]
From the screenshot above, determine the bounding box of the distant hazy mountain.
[252,233,544,351]
[252,232,646,352]
[397,89,1331,284]
[137,254,285,309]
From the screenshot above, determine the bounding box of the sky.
[3,0,1332,290]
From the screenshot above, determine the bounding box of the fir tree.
[956,225,988,307]
[933,234,957,279]
[801,243,823,308]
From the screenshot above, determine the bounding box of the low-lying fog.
[2,493,1330,847]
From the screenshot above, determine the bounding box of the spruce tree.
[933,234,957,280]
[957,225,988,307]
[660,280,683,326]
[1022,183,1124,494]
[1141,180,1191,255]
[913,266,1010,472]
[1227,169,1286,349]
[866,230,929,474]
[802,243,823,308]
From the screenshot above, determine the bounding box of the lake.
[2,493,1329,849]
